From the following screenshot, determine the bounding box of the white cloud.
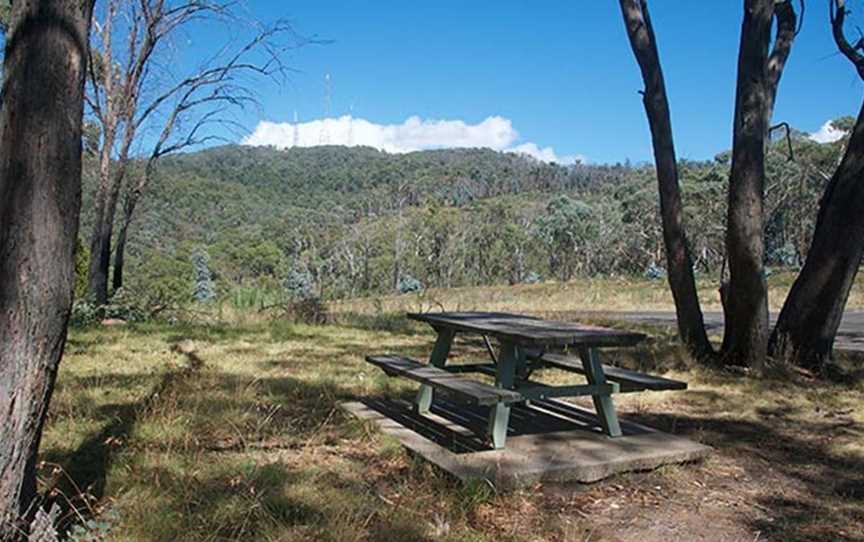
[505,142,584,165]
[809,120,847,144]
[242,115,582,164]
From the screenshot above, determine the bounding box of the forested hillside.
[81,126,847,310]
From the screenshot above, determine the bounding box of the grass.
[38,276,864,541]
[332,270,864,316]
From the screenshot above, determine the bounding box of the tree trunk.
[770,101,864,371]
[87,155,131,305]
[618,0,714,360]
[721,0,775,367]
[112,210,131,292]
[0,0,94,536]
[86,205,115,305]
[112,190,140,292]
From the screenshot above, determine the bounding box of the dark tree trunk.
[619,0,714,360]
[112,196,136,292]
[86,209,114,305]
[769,103,864,370]
[721,0,775,367]
[112,214,130,292]
[0,0,94,536]
[86,175,125,305]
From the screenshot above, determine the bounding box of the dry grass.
[332,271,864,315]
[39,276,864,541]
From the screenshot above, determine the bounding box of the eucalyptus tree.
[85,0,296,305]
[0,0,95,536]
[619,0,797,365]
[770,1,864,370]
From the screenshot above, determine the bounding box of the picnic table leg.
[578,347,622,437]
[487,341,521,449]
[415,328,455,414]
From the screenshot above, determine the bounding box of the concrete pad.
[342,397,711,488]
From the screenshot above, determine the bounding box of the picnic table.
[366,311,686,449]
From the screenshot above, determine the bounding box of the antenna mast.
[319,73,331,145]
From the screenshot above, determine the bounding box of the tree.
[769,1,864,371]
[0,0,95,536]
[619,0,796,365]
[191,248,217,302]
[85,0,295,305]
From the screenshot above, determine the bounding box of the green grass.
[39,277,864,541]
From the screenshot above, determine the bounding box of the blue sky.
[189,1,864,164]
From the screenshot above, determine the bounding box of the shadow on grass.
[626,405,864,542]
[45,353,447,540]
[334,311,425,336]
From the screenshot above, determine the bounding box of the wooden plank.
[408,312,646,348]
[366,355,523,406]
[536,353,687,391]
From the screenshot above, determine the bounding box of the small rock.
[173,339,197,355]
[101,318,127,326]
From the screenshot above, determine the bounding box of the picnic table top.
[407,311,646,348]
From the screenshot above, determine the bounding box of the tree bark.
[618,0,714,360]
[721,0,775,367]
[112,204,131,292]
[0,0,94,536]
[769,2,864,371]
[770,102,864,370]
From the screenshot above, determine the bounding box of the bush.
[282,297,328,325]
[283,267,315,300]
[644,263,667,280]
[191,247,217,302]
[397,274,423,294]
[70,300,100,327]
[522,271,542,284]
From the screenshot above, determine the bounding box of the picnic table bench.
[366,311,687,449]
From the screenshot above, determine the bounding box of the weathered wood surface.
[408,312,646,347]
[535,353,687,392]
[366,355,523,405]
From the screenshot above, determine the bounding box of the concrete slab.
[342,397,711,488]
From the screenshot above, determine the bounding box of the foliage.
[74,237,90,300]
[397,274,423,294]
[283,266,315,300]
[121,249,194,319]
[282,297,329,325]
[81,129,847,304]
[191,247,217,302]
[644,263,667,281]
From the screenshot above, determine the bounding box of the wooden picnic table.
[367,311,684,450]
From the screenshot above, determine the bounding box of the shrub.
[522,271,542,284]
[644,263,667,280]
[283,267,315,300]
[398,274,423,294]
[70,300,100,327]
[191,247,217,302]
[283,297,328,325]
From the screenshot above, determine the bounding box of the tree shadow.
[42,350,357,535]
[624,407,864,542]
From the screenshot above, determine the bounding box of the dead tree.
[111,21,294,290]
[85,0,294,305]
[0,0,94,536]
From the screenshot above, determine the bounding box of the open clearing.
[42,276,864,541]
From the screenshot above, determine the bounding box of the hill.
[79,136,842,305]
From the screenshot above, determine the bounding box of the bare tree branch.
[766,0,798,124]
[831,0,864,79]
